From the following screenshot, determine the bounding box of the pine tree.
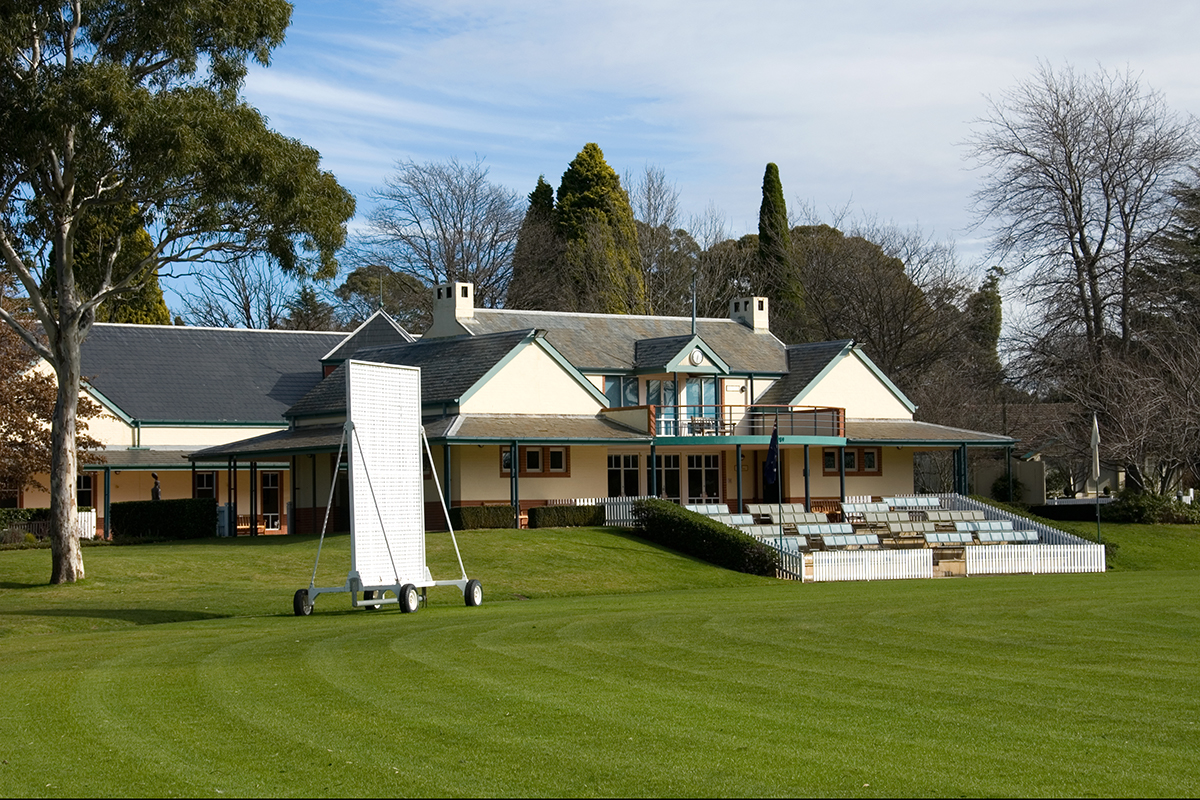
[554,144,648,314]
[506,176,561,309]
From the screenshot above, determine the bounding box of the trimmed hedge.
[449,505,518,530]
[528,504,606,529]
[0,508,51,526]
[110,498,217,542]
[631,498,779,577]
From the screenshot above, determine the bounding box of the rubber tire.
[293,589,312,616]
[362,589,382,611]
[464,579,483,607]
[399,583,419,613]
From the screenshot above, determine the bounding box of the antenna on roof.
[691,274,697,335]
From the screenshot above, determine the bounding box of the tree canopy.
[0,1,355,582]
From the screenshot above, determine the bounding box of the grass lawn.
[1,526,1198,797]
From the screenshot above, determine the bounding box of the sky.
[166,0,1200,309]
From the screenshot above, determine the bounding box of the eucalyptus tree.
[0,1,355,582]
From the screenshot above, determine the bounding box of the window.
[823,447,882,476]
[603,376,639,407]
[501,446,570,477]
[647,379,678,434]
[686,454,720,502]
[77,475,94,509]
[194,471,216,499]
[608,454,640,497]
[261,472,280,529]
[649,453,681,501]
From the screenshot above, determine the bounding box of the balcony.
[602,404,844,439]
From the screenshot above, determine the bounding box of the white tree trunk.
[49,337,84,583]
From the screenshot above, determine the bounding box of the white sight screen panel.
[346,360,426,585]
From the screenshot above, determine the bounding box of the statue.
[151,472,161,501]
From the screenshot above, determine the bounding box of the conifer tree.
[758,163,793,288]
[555,144,648,314]
[506,176,560,309]
[46,206,172,325]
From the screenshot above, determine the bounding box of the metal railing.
[644,404,843,437]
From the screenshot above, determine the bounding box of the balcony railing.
[603,404,844,438]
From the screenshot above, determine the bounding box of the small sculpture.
[151,472,161,501]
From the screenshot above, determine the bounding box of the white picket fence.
[966,544,1105,576]
[563,496,656,526]
[77,509,97,538]
[811,549,933,582]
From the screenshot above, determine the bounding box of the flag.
[1091,413,1100,485]
[765,422,779,485]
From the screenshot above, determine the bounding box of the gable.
[458,340,607,415]
[792,351,914,419]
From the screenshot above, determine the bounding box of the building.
[193,283,1015,531]
[17,312,412,536]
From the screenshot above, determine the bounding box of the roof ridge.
[479,308,737,324]
[91,322,345,336]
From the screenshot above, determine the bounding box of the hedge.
[448,505,518,530]
[0,507,55,525]
[631,498,779,577]
[110,498,217,542]
[528,504,606,529]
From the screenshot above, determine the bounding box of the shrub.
[110,498,217,542]
[1102,490,1200,524]
[631,498,778,577]
[449,505,518,530]
[991,474,1024,505]
[528,504,606,528]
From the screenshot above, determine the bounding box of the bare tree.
[966,62,1199,362]
[627,165,685,313]
[356,158,524,307]
[180,259,292,329]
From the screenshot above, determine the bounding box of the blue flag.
[765,422,779,485]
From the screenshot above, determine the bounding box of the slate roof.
[755,340,853,405]
[845,419,1015,446]
[442,414,649,443]
[633,335,695,370]
[285,329,535,419]
[191,424,347,460]
[81,324,346,423]
[461,309,787,374]
[80,447,282,469]
[192,413,648,460]
[321,310,415,365]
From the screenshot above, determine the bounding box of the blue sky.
[167,0,1200,309]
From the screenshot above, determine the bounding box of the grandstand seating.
[684,504,729,516]
[746,502,807,518]
[925,531,974,545]
[822,533,880,549]
[794,523,854,537]
[924,510,987,523]
[862,511,911,525]
[766,510,827,525]
[884,496,942,509]
[709,513,755,527]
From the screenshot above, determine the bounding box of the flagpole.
[1092,413,1102,546]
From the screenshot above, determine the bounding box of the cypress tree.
[757,162,799,321]
[758,163,792,281]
